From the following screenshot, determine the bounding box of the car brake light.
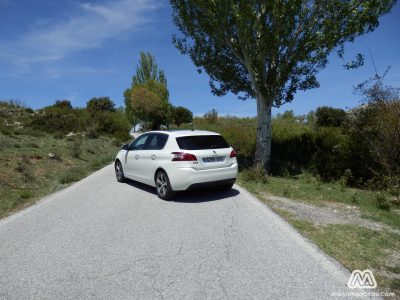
[171,152,197,161]
[230,150,237,158]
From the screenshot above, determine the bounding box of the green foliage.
[310,127,350,181]
[70,138,82,158]
[86,125,99,139]
[59,166,86,184]
[19,191,33,199]
[130,80,171,130]
[188,116,256,168]
[271,112,314,175]
[29,99,129,142]
[125,51,170,129]
[132,52,167,87]
[171,0,393,105]
[53,100,73,110]
[31,106,86,133]
[171,0,394,171]
[375,192,391,211]
[124,88,140,129]
[15,155,34,182]
[172,106,193,127]
[86,97,115,116]
[95,110,131,142]
[241,163,268,184]
[315,107,347,127]
[204,109,218,124]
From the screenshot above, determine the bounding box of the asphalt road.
[0,165,359,299]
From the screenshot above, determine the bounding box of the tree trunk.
[254,94,272,173]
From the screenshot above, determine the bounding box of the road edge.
[234,184,353,288]
[0,164,114,227]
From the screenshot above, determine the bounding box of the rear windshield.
[176,135,230,150]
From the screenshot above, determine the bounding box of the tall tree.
[125,52,169,128]
[170,0,394,171]
[172,106,193,127]
[130,80,171,130]
[132,51,168,87]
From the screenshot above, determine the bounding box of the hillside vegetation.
[0,100,130,219]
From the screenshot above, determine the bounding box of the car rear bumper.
[168,163,238,191]
[185,178,236,190]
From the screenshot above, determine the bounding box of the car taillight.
[171,152,197,161]
[230,150,237,158]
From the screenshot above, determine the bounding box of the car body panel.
[115,130,238,191]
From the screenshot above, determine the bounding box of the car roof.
[142,130,221,137]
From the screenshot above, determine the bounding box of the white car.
[114,130,238,200]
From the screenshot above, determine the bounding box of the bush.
[19,190,33,199]
[375,192,390,210]
[15,155,34,182]
[309,127,349,181]
[31,107,81,133]
[70,138,82,158]
[271,112,314,175]
[59,167,85,184]
[95,111,131,142]
[241,163,269,184]
[204,109,218,124]
[86,125,99,139]
[24,128,45,137]
[315,106,347,127]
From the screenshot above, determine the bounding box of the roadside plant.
[71,138,82,158]
[375,192,390,211]
[171,0,394,171]
[241,163,268,184]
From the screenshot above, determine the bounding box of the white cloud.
[0,0,160,76]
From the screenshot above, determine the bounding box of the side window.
[129,134,148,150]
[145,134,168,150]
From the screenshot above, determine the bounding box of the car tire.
[155,170,175,200]
[115,161,126,183]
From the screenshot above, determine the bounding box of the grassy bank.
[0,132,120,219]
[238,174,400,297]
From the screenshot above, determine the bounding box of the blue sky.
[0,0,399,117]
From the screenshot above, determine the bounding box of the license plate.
[202,156,224,163]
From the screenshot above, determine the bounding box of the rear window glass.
[176,135,230,150]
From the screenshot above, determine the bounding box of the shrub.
[19,190,33,199]
[204,109,218,124]
[59,167,85,184]
[86,125,99,139]
[95,111,131,142]
[53,131,64,139]
[375,192,391,210]
[309,127,349,181]
[27,142,39,148]
[351,192,360,203]
[271,113,314,175]
[87,97,115,116]
[15,155,34,182]
[172,106,193,127]
[315,106,347,127]
[70,138,82,158]
[241,163,269,184]
[31,107,80,133]
[24,128,45,137]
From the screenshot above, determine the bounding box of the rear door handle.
[135,155,139,160]
[151,155,156,160]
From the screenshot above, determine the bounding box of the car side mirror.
[121,144,129,151]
